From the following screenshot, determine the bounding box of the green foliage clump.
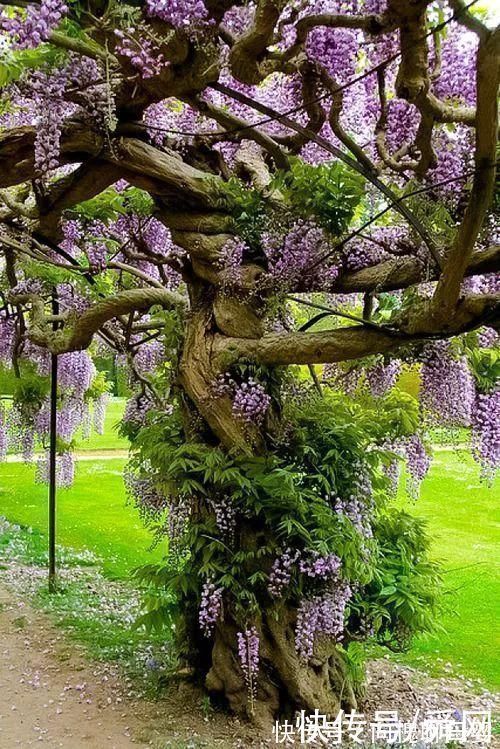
[279,159,365,235]
[12,369,50,411]
[131,388,441,653]
[69,185,155,223]
[223,178,266,251]
[353,511,443,651]
[467,346,500,394]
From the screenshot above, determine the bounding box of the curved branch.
[217,294,500,366]
[325,244,500,295]
[108,138,231,210]
[10,288,188,354]
[447,0,490,41]
[229,0,287,85]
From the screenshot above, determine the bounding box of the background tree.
[0,0,498,726]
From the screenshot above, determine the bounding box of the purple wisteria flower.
[420,341,476,427]
[232,379,271,426]
[472,390,500,483]
[1,0,68,49]
[366,360,402,397]
[268,548,300,598]
[237,626,260,708]
[199,579,223,637]
[295,581,353,661]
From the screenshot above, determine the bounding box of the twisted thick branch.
[9,288,188,355]
[217,294,500,366]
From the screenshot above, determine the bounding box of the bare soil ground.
[0,582,497,748]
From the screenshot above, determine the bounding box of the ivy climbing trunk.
[176,285,358,725]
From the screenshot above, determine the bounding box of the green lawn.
[0,458,165,578]
[77,396,128,451]
[394,451,500,689]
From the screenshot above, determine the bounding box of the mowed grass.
[0,458,166,578]
[72,396,128,452]
[395,451,500,689]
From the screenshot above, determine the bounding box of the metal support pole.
[48,296,58,592]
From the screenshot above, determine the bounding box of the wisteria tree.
[0,0,498,726]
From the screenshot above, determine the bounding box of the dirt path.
[6,450,129,463]
[0,584,150,749]
[0,583,270,749]
[0,578,497,748]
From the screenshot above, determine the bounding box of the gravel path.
[3,444,469,464]
[5,451,129,463]
[0,584,149,748]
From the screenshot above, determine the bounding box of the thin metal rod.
[48,295,58,593]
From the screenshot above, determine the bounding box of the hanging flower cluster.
[115,28,167,78]
[209,495,237,543]
[420,341,476,427]
[145,0,210,28]
[472,390,500,484]
[237,626,260,710]
[0,334,108,487]
[1,0,68,49]
[295,582,353,661]
[232,380,271,426]
[213,373,271,427]
[366,360,402,397]
[199,579,223,637]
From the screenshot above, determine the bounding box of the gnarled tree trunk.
[176,285,358,725]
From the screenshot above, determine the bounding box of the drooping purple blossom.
[84,234,108,274]
[0,316,15,364]
[58,351,95,399]
[433,24,478,106]
[93,393,107,435]
[35,451,74,488]
[420,342,476,428]
[218,237,246,289]
[404,434,431,499]
[323,363,362,395]
[477,328,498,349]
[263,220,339,293]
[295,581,352,661]
[381,438,405,496]
[115,28,167,78]
[366,360,402,397]
[209,495,236,543]
[299,552,341,579]
[237,626,260,707]
[472,390,500,483]
[123,394,155,427]
[145,0,209,28]
[333,460,374,537]
[134,339,165,377]
[167,498,191,542]
[1,0,68,49]
[30,69,67,174]
[268,548,300,598]
[0,402,7,460]
[199,579,223,636]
